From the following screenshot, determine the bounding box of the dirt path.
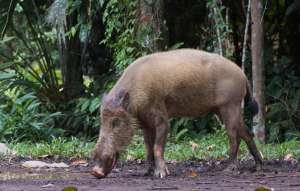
[1,158,300,191]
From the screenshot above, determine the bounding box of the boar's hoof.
[255,163,262,171]
[154,165,170,178]
[91,166,106,178]
[144,167,154,176]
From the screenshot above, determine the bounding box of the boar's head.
[91,90,135,178]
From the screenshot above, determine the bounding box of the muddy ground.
[1,158,300,191]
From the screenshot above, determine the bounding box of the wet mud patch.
[1,158,300,191]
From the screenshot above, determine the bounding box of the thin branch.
[260,0,268,24]
[241,0,251,72]
[213,7,223,56]
[241,0,251,109]
[1,0,17,39]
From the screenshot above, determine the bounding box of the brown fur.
[92,49,262,178]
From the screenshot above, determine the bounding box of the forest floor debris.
[1,158,300,191]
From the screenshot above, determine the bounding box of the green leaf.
[15,93,35,105]
[0,62,14,70]
[89,97,100,113]
[176,128,189,141]
[0,72,16,80]
[30,122,43,130]
[43,112,62,123]
[0,36,15,44]
[169,42,184,50]
[80,99,90,112]
[70,27,76,37]
[27,101,41,111]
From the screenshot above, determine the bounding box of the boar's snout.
[91,152,118,178]
[91,165,106,178]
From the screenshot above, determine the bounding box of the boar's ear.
[118,90,130,111]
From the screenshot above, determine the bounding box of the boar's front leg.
[153,115,170,178]
[143,108,170,178]
[142,126,156,176]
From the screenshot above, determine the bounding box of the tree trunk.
[285,0,300,74]
[138,0,167,52]
[251,0,265,142]
[61,13,84,100]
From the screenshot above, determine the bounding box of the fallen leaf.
[126,154,134,161]
[284,154,295,161]
[189,141,199,151]
[50,162,69,168]
[22,161,48,168]
[284,154,298,165]
[41,183,54,188]
[62,186,78,191]
[70,160,88,167]
[0,143,15,156]
[188,170,198,177]
[38,155,51,159]
[255,186,273,191]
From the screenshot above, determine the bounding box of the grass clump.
[9,130,300,161]
[10,137,95,158]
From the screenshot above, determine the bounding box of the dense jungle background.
[0,0,299,144]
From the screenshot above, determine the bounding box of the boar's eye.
[111,118,121,128]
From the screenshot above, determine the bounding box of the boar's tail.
[245,80,259,117]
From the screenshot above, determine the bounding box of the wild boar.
[91,49,262,178]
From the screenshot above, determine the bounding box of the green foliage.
[265,53,300,142]
[0,0,107,140]
[0,89,64,142]
[128,130,300,161]
[0,1,61,103]
[0,0,299,144]
[58,96,101,137]
[10,137,94,158]
[170,115,222,142]
[102,0,144,74]
[10,131,300,160]
[206,0,233,57]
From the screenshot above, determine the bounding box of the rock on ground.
[0,143,12,155]
[22,160,69,168]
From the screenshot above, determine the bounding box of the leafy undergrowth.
[9,130,300,161]
[10,137,95,158]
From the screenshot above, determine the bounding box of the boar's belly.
[164,94,214,118]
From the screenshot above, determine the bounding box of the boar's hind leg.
[238,118,263,170]
[142,126,156,176]
[219,104,241,172]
